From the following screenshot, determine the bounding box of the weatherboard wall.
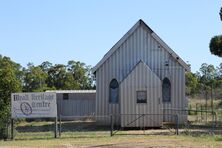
[55,91,96,119]
[120,61,162,127]
[95,22,187,126]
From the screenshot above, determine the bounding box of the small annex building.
[46,90,96,119]
[92,19,190,127]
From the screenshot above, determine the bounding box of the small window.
[162,78,171,102]
[63,93,69,100]
[109,79,119,103]
[137,91,147,103]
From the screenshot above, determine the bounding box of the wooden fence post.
[11,119,14,140]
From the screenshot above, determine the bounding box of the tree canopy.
[209,7,222,57]
[0,55,22,139]
[209,35,222,57]
[220,7,222,21]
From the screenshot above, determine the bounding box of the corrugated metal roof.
[46,90,96,93]
[92,19,190,73]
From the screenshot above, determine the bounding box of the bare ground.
[1,135,222,148]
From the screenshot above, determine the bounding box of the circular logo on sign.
[20,102,32,116]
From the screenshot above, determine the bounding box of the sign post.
[11,119,14,140]
[11,92,57,138]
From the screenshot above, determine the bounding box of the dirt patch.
[55,138,222,148]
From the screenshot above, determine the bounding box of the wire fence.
[4,110,222,140]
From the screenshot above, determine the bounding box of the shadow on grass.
[14,135,109,141]
[16,121,110,133]
[179,127,222,137]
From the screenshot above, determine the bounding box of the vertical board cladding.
[54,91,96,119]
[120,61,162,127]
[95,20,188,126]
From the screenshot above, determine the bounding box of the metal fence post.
[59,114,61,137]
[11,119,14,140]
[200,105,203,121]
[175,114,179,135]
[110,114,113,137]
[214,111,217,128]
[54,117,57,138]
[195,104,198,115]
[143,114,145,134]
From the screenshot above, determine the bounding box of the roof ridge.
[92,19,190,73]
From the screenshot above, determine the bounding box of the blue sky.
[0,0,221,72]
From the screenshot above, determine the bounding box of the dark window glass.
[137,91,147,103]
[109,79,119,103]
[63,93,69,100]
[162,78,171,102]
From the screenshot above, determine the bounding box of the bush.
[0,105,10,139]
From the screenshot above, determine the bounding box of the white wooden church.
[92,19,190,127]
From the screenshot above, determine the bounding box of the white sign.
[11,92,57,118]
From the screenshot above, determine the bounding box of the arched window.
[162,78,171,102]
[109,79,119,103]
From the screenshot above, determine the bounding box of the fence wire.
[5,111,222,140]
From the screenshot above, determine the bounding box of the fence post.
[54,117,57,138]
[200,105,203,121]
[195,104,198,115]
[211,111,214,129]
[11,119,14,140]
[59,114,61,137]
[110,115,113,137]
[214,111,217,128]
[175,114,179,135]
[143,114,145,134]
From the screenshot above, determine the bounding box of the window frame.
[63,93,69,100]
[136,90,147,104]
[109,79,119,104]
[162,77,171,103]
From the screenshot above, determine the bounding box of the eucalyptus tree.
[209,7,222,57]
[0,55,22,139]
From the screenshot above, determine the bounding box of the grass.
[0,120,222,147]
[1,133,222,148]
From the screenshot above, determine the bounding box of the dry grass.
[1,134,222,148]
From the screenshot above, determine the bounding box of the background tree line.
[186,63,222,114]
[22,60,95,92]
[0,54,95,139]
[186,63,222,98]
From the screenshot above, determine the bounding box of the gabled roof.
[120,60,161,84]
[92,19,190,73]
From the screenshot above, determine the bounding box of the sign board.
[11,92,57,118]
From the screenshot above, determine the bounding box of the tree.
[185,72,198,96]
[209,35,222,57]
[47,64,69,89]
[220,7,222,21]
[67,61,93,89]
[209,7,222,57]
[198,63,216,111]
[39,61,52,73]
[23,63,48,92]
[0,55,22,139]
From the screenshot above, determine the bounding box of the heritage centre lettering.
[11,92,57,118]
